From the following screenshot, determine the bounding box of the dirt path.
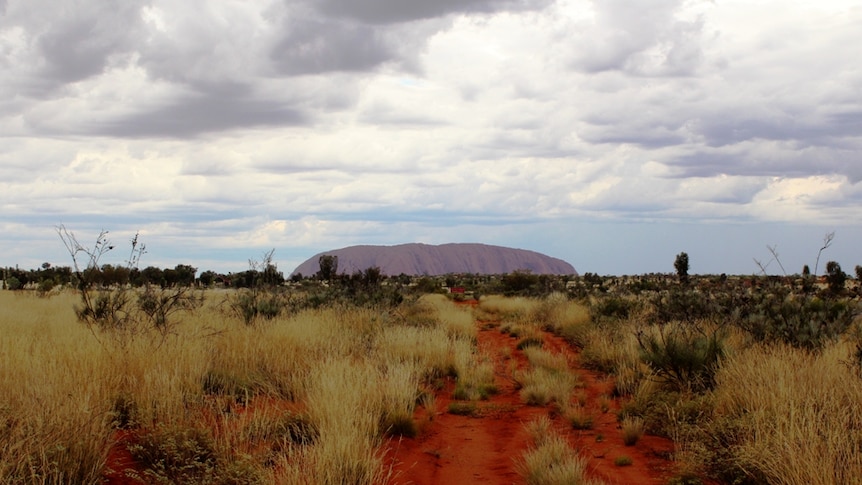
[387,306,677,485]
[103,302,679,484]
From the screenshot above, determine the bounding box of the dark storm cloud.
[270,17,392,75]
[2,0,144,95]
[89,85,308,138]
[667,145,862,182]
[311,0,553,24]
[696,112,862,149]
[35,5,141,84]
[269,0,545,75]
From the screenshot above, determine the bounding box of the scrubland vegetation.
[2,241,862,484]
[472,265,862,485]
[0,290,480,484]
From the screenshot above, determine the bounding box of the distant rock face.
[291,243,576,277]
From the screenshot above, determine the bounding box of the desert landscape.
[4,1,862,483]
[2,254,861,484]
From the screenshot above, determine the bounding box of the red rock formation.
[291,243,576,276]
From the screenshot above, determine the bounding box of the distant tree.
[501,270,539,296]
[318,255,338,281]
[414,277,440,294]
[199,270,217,287]
[259,257,283,287]
[5,276,22,290]
[162,268,179,288]
[674,252,690,282]
[855,265,862,282]
[173,264,197,287]
[825,261,846,296]
[100,264,130,287]
[141,266,165,287]
[802,264,811,277]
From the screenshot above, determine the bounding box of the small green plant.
[614,455,633,466]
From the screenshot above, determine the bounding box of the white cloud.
[1,0,861,275]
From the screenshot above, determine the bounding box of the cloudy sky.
[2,0,861,276]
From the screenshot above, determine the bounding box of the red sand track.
[387,302,677,485]
[103,301,680,484]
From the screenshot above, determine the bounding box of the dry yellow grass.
[0,289,490,484]
[709,342,862,485]
[517,417,606,485]
[516,346,580,407]
[479,294,540,317]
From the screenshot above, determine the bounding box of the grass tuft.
[621,416,645,446]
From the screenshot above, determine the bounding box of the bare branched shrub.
[57,225,202,342]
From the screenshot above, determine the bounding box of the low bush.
[590,296,639,325]
[127,424,256,485]
[636,322,724,392]
[614,455,633,467]
[735,294,856,351]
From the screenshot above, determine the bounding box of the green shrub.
[736,295,855,351]
[636,322,724,392]
[4,276,22,290]
[614,455,633,466]
[591,296,639,324]
[650,288,718,324]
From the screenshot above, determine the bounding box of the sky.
[1,0,861,277]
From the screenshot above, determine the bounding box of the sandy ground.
[103,301,679,484]
[386,306,676,485]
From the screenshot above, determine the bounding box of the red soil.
[103,299,680,485]
[102,430,143,485]
[387,304,677,485]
